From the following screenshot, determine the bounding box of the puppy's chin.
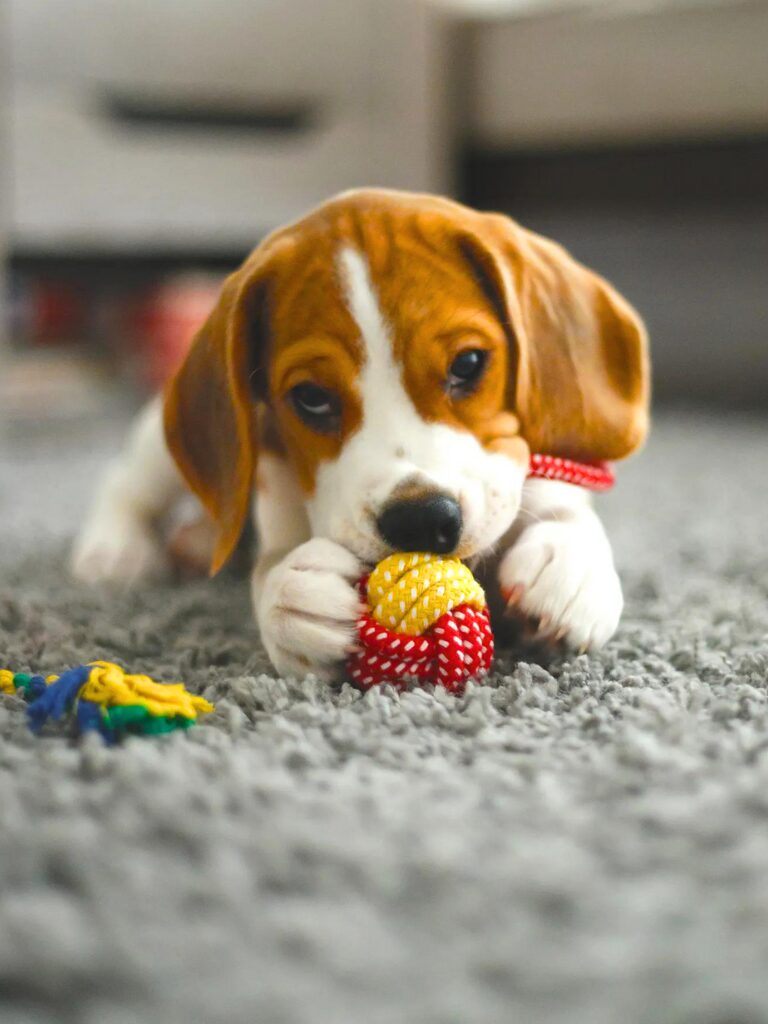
[455,503,521,562]
[454,532,506,564]
[325,527,389,568]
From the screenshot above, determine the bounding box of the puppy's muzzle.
[376,493,462,554]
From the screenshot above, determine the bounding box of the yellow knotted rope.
[367,552,486,636]
[80,661,213,720]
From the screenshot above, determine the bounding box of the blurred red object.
[11,279,87,347]
[132,274,222,390]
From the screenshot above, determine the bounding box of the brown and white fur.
[71,190,650,680]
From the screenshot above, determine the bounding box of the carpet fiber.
[1,412,768,1024]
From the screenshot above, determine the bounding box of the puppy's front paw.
[256,538,364,679]
[498,521,623,651]
[70,510,168,586]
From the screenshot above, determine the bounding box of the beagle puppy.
[71,189,650,679]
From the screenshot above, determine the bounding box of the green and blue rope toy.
[0,661,214,744]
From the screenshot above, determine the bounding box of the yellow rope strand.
[367,552,486,636]
[79,661,214,719]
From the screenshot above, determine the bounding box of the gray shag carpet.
[1,411,768,1024]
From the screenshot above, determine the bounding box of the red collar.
[528,453,615,491]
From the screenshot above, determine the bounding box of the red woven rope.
[348,604,494,693]
[527,453,615,491]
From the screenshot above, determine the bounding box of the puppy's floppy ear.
[163,251,274,574]
[461,214,650,461]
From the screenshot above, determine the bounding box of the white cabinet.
[8,0,449,251]
[467,1,768,149]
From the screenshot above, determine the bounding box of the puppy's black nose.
[376,493,463,554]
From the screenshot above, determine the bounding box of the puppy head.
[164,189,649,572]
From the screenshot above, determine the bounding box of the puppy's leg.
[70,397,184,583]
[497,479,623,651]
[252,454,363,679]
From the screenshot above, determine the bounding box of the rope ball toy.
[345,456,615,692]
[0,661,213,744]
[347,552,494,693]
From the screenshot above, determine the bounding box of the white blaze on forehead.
[337,245,414,428]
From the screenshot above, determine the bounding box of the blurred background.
[1,0,766,422]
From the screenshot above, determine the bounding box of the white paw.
[255,538,364,679]
[498,521,623,651]
[70,509,168,586]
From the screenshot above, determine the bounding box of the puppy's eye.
[447,348,488,393]
[289,382,341,432]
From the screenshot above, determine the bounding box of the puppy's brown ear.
[463,215,650,461]
[163,255,272,574]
